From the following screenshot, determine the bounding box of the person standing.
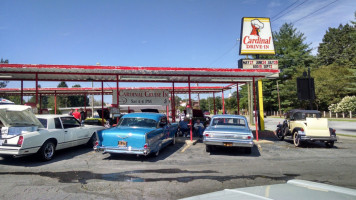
[72,108,81,120]
[80,108,86,124]
[68,109,74,116]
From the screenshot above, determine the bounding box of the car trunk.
[207,127,252,139]
[99,127,153,149]
[305,118,330,137]
[0,105,43,138]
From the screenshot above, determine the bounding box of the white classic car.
[0,105,104,161]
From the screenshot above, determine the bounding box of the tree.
[67,84,90,107]
[317,13,356,96]
[317,24,356,67]
[57,82,68,107]
[0,58,9,88]
[312,65,352,110]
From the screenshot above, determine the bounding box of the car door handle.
[64,131,68,133]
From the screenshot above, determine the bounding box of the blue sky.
[1,0,355,102]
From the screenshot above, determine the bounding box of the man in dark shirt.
[80,108,86,124]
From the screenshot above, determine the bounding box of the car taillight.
[17,136,24,146]
[301,128,304,132]
[144,144,148,149]
[205,134,209,137]
[94,141,99,147]
[247,136,251,139]
[332,129,336,133]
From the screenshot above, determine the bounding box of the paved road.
[0,135,356,199]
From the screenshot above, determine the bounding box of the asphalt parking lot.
[0,131,356,200]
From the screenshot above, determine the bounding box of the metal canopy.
[0,86,231,96]
[0,64,279,83]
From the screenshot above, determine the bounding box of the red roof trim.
[1,64,280,73]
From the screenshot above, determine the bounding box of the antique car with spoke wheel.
[0,105,104,161]
[276,109,337,148]
[203,115,254,154]
[94,113,178,157]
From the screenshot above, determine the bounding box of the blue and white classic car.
[203,115,254,154]
[94,113,178,156]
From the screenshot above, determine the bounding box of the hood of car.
[0,105,44,128]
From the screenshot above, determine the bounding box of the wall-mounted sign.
[113,90,169,106]
[239,17,275,55]
[238,59,279,69]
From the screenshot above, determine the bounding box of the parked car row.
[0,105,337,162]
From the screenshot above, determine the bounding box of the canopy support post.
[21,80,23,105]
[237,83,239,115]
[188,76,192,141]
[213,92,216,115]
[101,81,104,126]
[222,89,225,114]
[253,77,259,141]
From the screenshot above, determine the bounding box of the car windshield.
[118,118,157,128]
[211,118,246,127]
[293,112,321,120]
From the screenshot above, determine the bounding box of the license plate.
[118,141,127,147]
[223,142,233,147]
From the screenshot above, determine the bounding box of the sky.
[1,0,355,103]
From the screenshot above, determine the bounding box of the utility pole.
[277,80,281,117]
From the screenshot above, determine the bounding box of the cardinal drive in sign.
[239,17,275,55]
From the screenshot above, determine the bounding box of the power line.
[291,0,340,24]
[272,0,310,22]
[207,40,238,67]
[271,0,300,20]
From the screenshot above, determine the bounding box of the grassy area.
[337,133,356,138]
[328,118,356,122]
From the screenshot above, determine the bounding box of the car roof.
[287,109,320,115]
[36,114,72,119]
[211,114,247,120]
[122,113,165,121]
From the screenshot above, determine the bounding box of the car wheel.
[206,145,211,153]
[276,128,284,141]
[39,141,56,161]
[325,141,334,148]
[293,132,301,147]
[87,133,97,147]
[244,147,252,154]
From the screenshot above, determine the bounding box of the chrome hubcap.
[44,144,54,159]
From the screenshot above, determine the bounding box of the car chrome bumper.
[203,139,254,147]
[94,146,150,155]
[299,136,337,142]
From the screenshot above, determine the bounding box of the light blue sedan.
[203,115,254,154]
[94,113,178,157]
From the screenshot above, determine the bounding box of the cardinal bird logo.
[250,19,264,37]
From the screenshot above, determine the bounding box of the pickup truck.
[0,105,104,161]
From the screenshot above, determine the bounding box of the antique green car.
[276,109,337,147]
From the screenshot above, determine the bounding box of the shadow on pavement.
[0,145,93,167]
